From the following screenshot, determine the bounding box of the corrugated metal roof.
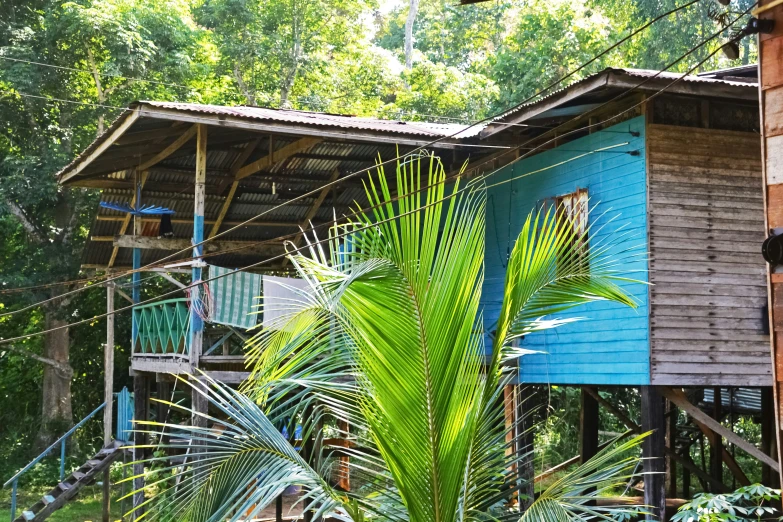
[703,387,762,413]
[490,67,758,124]
[140,101,483,139]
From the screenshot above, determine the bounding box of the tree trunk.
[279,8,302,108]
[36,310,73,448]
[404,0,419,70]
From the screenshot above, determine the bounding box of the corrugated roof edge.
[488,66,758,125]
[56,101,484,183]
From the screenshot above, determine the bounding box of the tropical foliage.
[125,154,645,521]
[671,484,781,522]
[0,0,754,462]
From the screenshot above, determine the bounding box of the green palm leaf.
[131,154,647,522]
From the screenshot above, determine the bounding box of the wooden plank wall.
[482,116,650,385]
[647,124,771,386]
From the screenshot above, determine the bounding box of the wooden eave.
[57,102,472,187]
[479,69,760,139]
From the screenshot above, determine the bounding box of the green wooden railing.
[132,298,190,355]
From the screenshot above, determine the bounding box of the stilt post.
[763,386,775,486]
[132,374,149,520]
[667,400,677,499]
[710,387,723,489]
[641,386,666,521]
[189,124,207,370]
[103,282,115,522]
[579,387,599,464]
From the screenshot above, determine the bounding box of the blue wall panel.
[482,116,650,385]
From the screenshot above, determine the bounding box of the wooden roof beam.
[137,124,198,171]
[207,136,322,239]
[107,125,197,267]
[282,168,340,267]
[114,123,192,146]
[96,215,307,228]
[108,170,148,268]
[236,137,322,180]
[59,109,140,183]
[209,138,263,238]
[112,235,284,256]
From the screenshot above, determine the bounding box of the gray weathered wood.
[660,387,779,472]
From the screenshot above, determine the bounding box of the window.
[554,188,589,272]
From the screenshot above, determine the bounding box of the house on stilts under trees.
[9,65,775,522]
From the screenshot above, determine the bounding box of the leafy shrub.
[672,484,781,522]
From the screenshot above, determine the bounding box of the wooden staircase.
[13,441,125,522]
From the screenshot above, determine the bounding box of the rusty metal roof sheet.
[139,101,482,139]
[489,67,758,125]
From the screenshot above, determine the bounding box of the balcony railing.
[132,298,190,355]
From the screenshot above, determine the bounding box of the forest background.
[0,0,758,486]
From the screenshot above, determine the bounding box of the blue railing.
[4,402,105,520]
[3,387,134,521]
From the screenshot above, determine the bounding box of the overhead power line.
[0,141,633,347]
[0,0,759,343]
[0,0,711,313]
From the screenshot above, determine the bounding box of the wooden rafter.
[108,170,148,268]
[137,124,198,171]
[208,136,322,239]
[107,125,199,267]
[59,109,140,183]
[282,168,340,266]
[209,138,262,239]
[97,215,302,228]
[235,137,321,180]
[113,235,283,256]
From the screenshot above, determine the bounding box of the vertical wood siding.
[482,116,650,385]
[647,124,771,386]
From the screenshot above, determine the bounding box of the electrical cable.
[0,0,754,343]
[0,141,632,347]
[0,0,715,308]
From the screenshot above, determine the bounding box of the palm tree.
[127,154,646,522]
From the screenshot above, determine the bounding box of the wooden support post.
[710,387,723,489]
[302,403,315,522]
[275,495,283,522]
[189,124,207,369]
[641,386,666,521]
[157,380,172,445]
[132,374,150,521]
[579,387,599,464]
[758,0,783,487]
[516,386,535,510]
[131,172,144,349]
[337,419,350,491]
[683,462,690,498]
[102,283,115,522]
[667,400,677,499]
[661,386,780,472]
[762,386,777,486]
[505,383,535,508]
[191,378,208,431]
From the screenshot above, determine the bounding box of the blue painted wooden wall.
[482,116,650,385]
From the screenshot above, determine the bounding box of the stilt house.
[37,66,775,522]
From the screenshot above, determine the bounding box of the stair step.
[21,510,35,521]
[42,495,56,505]
[57,482,71,491]
[86,459,102,467]
[71,471,86,480]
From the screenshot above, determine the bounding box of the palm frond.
[490,204,643,376]
[122,374,347,522]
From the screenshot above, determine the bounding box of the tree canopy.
[0,0,756,482]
